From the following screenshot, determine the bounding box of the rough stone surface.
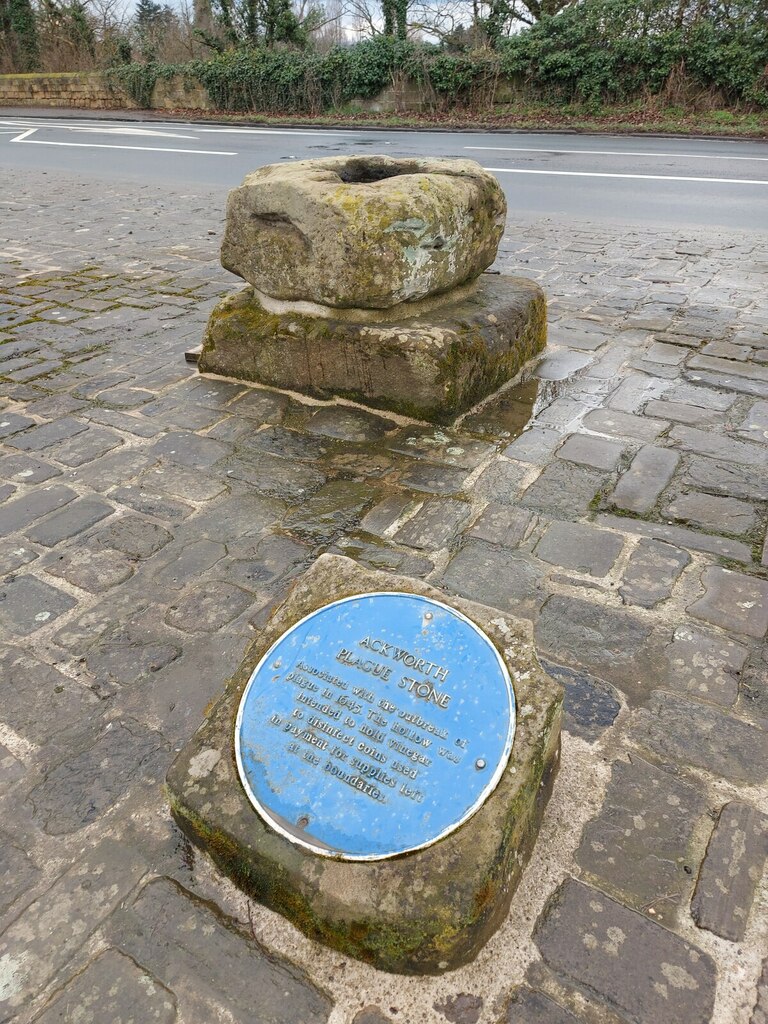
[611,445,679,513]
[535,878,716,1024]
[684,454,768,501]
[665,491,757,536]
[221,156,506,308]
[442,540,544,619]
[352,1008,393,1024]
[520,462,605,518]
[0,573,77,635]
[691,801,768,941]
[689,566,768,638]
[468,504,533,548]
[660,626,747,706]
[199,276,547,424]
[535,521,624,577]
[32,950,177,1024]
[539,661,621,741]
[620,539,690,608]
[433,992,484,1023]
[632,691,768,784]
[3,168,768,1023]
[107,877,332,1024]
[166,554,562,975]
[0,483,76,536]
[577,756,705,920]
[44,544,136,592]
[502,988,584,1023]
[0,835,37,915]
[535,595,653,703]
[556,433,624,471]
[28,720,169,834]
[25,495,113,546]
[0,644,99,745]
[753,961,768,1024]
[597,512,753,564]
[393,497,471,549]
[0,839,148,1019]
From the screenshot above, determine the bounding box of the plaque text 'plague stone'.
[235,592,516,859]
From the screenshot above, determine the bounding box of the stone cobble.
[0,167,767,1023]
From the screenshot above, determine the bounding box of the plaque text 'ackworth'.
[235,592,516,859]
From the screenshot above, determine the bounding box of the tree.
[134,0,176,59]
[382,0,407,38]
[136,0,163,29]
[408,0,576,47]
[67,0,95,57]
[0,0,40,70]
[205,0,308,46]
[35,0,98,66]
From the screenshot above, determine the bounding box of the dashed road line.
[467,144,768,162]
[484,166,768,186]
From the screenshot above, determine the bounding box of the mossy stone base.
[166,555,562,975]
[198,276,547,425]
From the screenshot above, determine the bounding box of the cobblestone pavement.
[1,166,767,1024]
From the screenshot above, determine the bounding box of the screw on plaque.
[475,758,487,770]
[296,815,310,829]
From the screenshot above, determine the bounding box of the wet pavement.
[0,166,767,1024]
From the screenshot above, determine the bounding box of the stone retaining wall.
[0,70,428,113]
[0,71,137,109]
[151,76,213,110]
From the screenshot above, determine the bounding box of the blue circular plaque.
[235,592,516,860]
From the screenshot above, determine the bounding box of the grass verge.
[156,100,768,137]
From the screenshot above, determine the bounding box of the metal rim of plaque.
[235,592,516,861]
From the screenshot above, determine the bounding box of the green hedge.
[500,0,768,107]
[106,1,768,114]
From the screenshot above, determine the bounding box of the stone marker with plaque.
[196,155,547,424]
[167,555,562,974]
[235,591,516,860]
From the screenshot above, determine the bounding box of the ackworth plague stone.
[235,591,516,860]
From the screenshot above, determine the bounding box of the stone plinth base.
[198,276,546,424]
[166,555,562,975]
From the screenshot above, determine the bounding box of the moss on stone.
[221,156,506,309]
[166,554,562,974]
[200,277,547,425]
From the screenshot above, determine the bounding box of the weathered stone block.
[534,878,716,1024]
[166,554,562,975]
[576,756,706,920]
[221,156,506,309]
[691,800,768,941]
[199,276,546,424]
[106,877,331,1024]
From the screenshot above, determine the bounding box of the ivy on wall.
[105,0,768,115]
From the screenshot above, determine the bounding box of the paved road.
[1,163,767,1024]
[1,113,768,230]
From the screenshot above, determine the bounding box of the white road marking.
[0,122,198,139]
[10,128,235,155]
[196,126,357,136]
[467,144,768,162]
[484,166,768,186]
[64,126,201,139]
[0,118,359,137]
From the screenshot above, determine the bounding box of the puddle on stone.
[535,349,594,381]
[461,377,561,442]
